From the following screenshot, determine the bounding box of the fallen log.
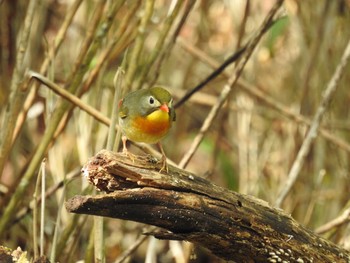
[65,149,350,262]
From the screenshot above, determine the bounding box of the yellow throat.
[146,108,169,123]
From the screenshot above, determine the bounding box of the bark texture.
[65,150,350,262]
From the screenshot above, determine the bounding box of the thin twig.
[315,207,350,234]
[114,228,155,263]
[40,160,46,256]
[177,38,350,154]
[33,160,44,259]
[178,85,231,168]
[178,0,284,169]
[50,181,67,263]
[209,0,251,182]
[174,4,281,109]
[29,71,111,126]
[275,37,350,207]
[235,0,250,51]
[174,46,246,109]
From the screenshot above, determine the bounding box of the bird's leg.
[157,142,168,173]
[122,135,135,162]
[122,135,128,154]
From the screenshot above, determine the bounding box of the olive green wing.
[118,99,129,119]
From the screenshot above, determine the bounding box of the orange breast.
[133,116,170,137]
[124,108,172,144]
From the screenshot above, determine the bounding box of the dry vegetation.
[1,0,350,262]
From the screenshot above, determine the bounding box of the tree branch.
[66,150,350,262]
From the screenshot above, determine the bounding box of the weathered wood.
[66,149,350,262]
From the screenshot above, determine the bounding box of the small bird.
[118,86,176,171]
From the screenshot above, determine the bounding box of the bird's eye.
[149,96,155,105]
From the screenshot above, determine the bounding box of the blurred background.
[1,0,350,262]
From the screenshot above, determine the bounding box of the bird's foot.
[157,156,168,173]
[156,142,169,173]
[122,148,136,163]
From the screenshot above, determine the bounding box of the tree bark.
[65,149,350,262]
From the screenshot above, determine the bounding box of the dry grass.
[1,0,350,262]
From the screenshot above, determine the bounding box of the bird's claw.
[122,148,136,163]
[158,156,168,173]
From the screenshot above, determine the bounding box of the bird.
[118,86,176,172]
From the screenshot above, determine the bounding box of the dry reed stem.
[0,0,38,175]
[93,67,125,263]
[299,1,330,113]
[178,38,350,154]
[114,227,156,263]
[48,3,140,169]
[125,0,155,90]
[179,85,231,168]
[235,0,250,51]
[0,0,108,238]
[316,206,350,235]
[12,0,84,144]
[32,160,43,259]
[81,1,140,94]
[13,168,80,225]
[135,0,185,90]
[178,0,284,169]
[67,1,108,85]
[50,178,67,263]
[149,0,197,88]
[39,160,46,257]
[30,72,112,126]
[275,37,350,207]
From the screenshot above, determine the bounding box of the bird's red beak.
[159,104,169,113]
